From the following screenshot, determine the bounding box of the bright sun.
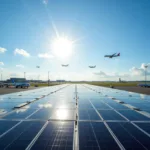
[51,37,73,59]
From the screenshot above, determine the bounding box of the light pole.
[144,65,148,85]
[36,66,40,84]
[48,71,50,86]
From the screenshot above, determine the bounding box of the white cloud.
[14,48,30,57]
[43,0,48,4]
[16,64,24,68]
[130,67,144,76]
[0,62,4,65]
[38,53,54,59]
[94,71,107,77]
[94,71,129,80]
[141,63,150,69]
[0,47,7,53]
[130,63,150,76]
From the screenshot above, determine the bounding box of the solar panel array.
[0,84,150,150]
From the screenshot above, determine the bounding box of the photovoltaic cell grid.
[0,84,150,149]
[78,84,150,150]
[0,85,75,150]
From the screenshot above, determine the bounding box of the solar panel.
[79,122,120,150]
[79,109,101,120]
[89,101,111,109]
[97,110,126,121]
[29,108,53,120]
[0,84,150,150]
[118,110,150,121]
[30,121,74,150]
[135,123,150,134]
[0,120,19,135]
[108,122,150,150]
[129,102,150,110]
[0,121,45,150]
[3,108,38,119]
[103,99,130,109]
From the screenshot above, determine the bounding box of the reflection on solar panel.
[0,121,45,149]
[79,109,101,120]
[118,110,150,121]
[98,110,126,121]
[31,121,74,150]
[79,122,120,150]
[108,122,150,150]
[135,123,150,134]
[0,84,150,149]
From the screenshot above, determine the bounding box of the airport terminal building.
[6,78,26,83]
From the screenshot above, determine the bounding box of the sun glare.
[56,109,68,120]
[51,37,73,59]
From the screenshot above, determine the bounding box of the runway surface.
[0,84,150,150]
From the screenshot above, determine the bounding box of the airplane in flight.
[104,53,120,58]
[62,64,69,67]
[36,66,40,68]
[89,65,96,68]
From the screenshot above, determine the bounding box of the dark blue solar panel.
[0,121,45,150]
[3,109,37,119]
[79,109,101,120]
[31,121,74,150]
[103,99,129,109]
[129,102,150,110]
[98,110,126,120]
[79,122,120,150]
[0,121,19,135]
[29,108,53,120]
[0,102,21,109]
[144,109,150,114]
[79,104,93,109]
[108,122,150,150]
[135,123,150,134]
[118,110,150,121]
[90,101,111,109]
[78,100,93,109]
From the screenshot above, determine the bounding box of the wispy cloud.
[38,53,54,59]
[16,64,24,68]
[0,47,7,53]
[43,0,48,5]
[141,63,150,69]
[14,48,30,57]
[130,63,150,76]
[94,71,129,78]
[94,71,107,77]
[130,67,144,76]
[0,62,4,65]
[94,63,150,80]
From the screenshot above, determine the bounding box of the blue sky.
[0,0,150,81]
